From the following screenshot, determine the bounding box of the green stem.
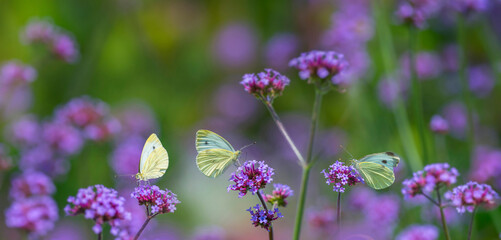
[263,99,306,167]
[306,89,323,164]
[293,166,311,240]
[436,188,451,240]
[457,14,475,160]
[336,191,341,232]
[408,27,429,165]
[468,207,477,240]
[480,17,501,83]
[257,191,274,240]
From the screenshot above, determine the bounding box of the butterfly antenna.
[240,141,257,151]
[339,145,355,159]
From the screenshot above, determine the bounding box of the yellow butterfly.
[135,133,169,181]
[195,130,241,178]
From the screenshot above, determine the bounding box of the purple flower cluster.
[0,61,36,87]
[131,185,180,214]
[246,204,283,232]
[450,0,488,14]
[228,160,274,198]
[42,121,84,155]
[65,185,131,238]
[470,146,501,186]
[289,50,348,85]
[5,196,59,237]
[10,171,55,199]
[468,65,495,98]
[378,75,409,109]
[445,181,499,213]
[321,161,362,192]
[396,224,439,240]
[241,69,290,102]
[401,52,442,80]
[9,115,40,146]
[429,115,449,134]
[395,0,442,28]
[263,183,294,207]
[22,19,79,63]
[402,163,459,198]
[307,206,336,233]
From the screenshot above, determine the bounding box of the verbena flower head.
[396,224,439,240]
[445,181,499,213]
[450,0,488,14]
[0,61,37,87]
[5,196,59,237]
[263,183,293,207]
[402,163,459,198]
[246,204,283,232]
[321,161,362,192]
[64,185,131,237]
[430,115,449,134]
[51,34,79,63]
[241,69,290,102]
[289,50,348,86]
[42,121,83,155]
[401,52,442,80]
[9,115,40,146]
[10,171,55,199]
[22,19,55,44]
[131,185,180,214]
[228,160,274,198]
[395,0,442,28]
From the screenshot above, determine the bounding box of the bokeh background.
[1,0,501,239]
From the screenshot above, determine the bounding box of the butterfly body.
[352,152,400,190]
[135,133,169,181]
[195,130,240,178]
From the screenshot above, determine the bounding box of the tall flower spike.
[228,160,275,198]
[321,161,362,193]
[240,69,290,102]
[289,50,348,87]
[246,204,283,231]
[263,183,294,207]
[445,181,499,213]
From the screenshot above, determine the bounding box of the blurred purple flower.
[246,204,283,231]
[22,19,56,44]
[192,226,226,240]
[449,0,489,14]
[131,185,180,214]
[43,121,83,155]
[65,185,131,237]
[430,115,449,134]
[401,52,442,80]
[402,163,459,198]
[470,146,501,185]
[395,0,442,28]
[468,65,495,98]
[51,34,79,63]
[47,222,89,240]
[0,85,33,118]
[55,96,108,128]
[0,61,37,87]
[19,145,68,177]
[442,45,459,72]
[442,101,469,138]
[445,181,499,213]
[212,23,257,68]
[8,115,40,146]
[396,225,439,240]
[5,196,59,237]
[322,161,362,192]
[289,50,349,85]
[378,76,408,109]
[111,136,143,175]
[228,160,275,198]
[114,103,158,138]
[241,69,290,102]
[307,205,336,235]
[10,171,55,199]
[265,33,299,71]
[263,183,294,207]
[364,194,400,227]
[85,118,121,142]
[213,83,258,125]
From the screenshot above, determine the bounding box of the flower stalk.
[436,187,451,240]
[257,191,274,240]
[468,207,477,240]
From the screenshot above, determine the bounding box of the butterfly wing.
[358,152,400,170]
[196,149,238,178]
[196,130,235,153]
[355,162,395,190]
[138,134,169,181]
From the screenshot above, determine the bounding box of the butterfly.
[195,129,241,178]
[352,152,400,190]
[135,133,169,181]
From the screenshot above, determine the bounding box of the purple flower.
[65,185,131,237]
[10,171,55,199]
[263,183,294,207]
[430,115,449,134]
[0,61,37,87]
[240,69,290,102]
[402,163,459,198]
[401,52,442,80]
[307,205,336,235]
[364,194,400,226]
[51,34,79,63]
[396,225,439,240]
[470,146,501,184]
[22,19,55,44]
[5,196,59,237]
[442,102,469,138]
[265,33,299,71]
[246,204,283,231]
[212,23,257,68]
[19,145,68,177]
[111,136,143,175]
[468,65,495,98]
[377,76,408,109]
[228,160,275,198]
[42,121,83,155]
[289,50,349,85]
[449,0,489,14]
[114,103,158,138]
[445,181,499,213]
[8,115,40,146]
[131,185,180,214]
[321,161,362,192]
[395,0,442,28]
